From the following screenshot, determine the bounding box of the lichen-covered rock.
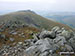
[51,26,60,32]
[53,36,66,46]
[39,30,56,39]
[69,37,75,50]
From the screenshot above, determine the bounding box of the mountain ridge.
[0,10,73,31]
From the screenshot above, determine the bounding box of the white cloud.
[0,0,75,12]
[0,0,56,3]
[0,0,43,2]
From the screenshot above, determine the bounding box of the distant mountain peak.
[18,10,36,14]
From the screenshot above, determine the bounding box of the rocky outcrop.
[25,26,75,56]
[0,26,75,56]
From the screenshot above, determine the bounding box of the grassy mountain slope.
[0,10,73,30]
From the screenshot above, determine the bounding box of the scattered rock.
[0,34,6,39]
[0,26,75,56]
[9,38,15,42]
[18,42,23,45]
[51,26,60,32]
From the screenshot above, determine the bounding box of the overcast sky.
[0,0,75,12]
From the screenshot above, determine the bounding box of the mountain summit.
[0,10,73,30]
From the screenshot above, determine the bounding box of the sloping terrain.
[0,10,74,48]
[0,10,75,56]
[0,10,73,30]
[0,26,39,47]
[38,11,75,28]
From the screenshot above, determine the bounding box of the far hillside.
[37,11,75,28]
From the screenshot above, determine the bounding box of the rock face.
[0,26,75,56]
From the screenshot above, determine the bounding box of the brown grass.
[0,26,39,47]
